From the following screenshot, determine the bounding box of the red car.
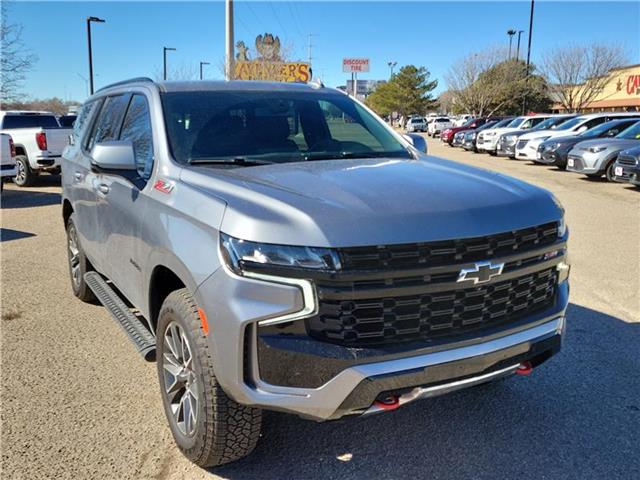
[441,117,498,145]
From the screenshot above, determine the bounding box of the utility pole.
[522,0,535,114]
[225,0,234,80]
[163,47,176,81]
[307,33,316,65]
[507,29,516,59]
[77,73,89,98]
[199,61,210,80]
[86,16,105,95]
[516,30,524,61]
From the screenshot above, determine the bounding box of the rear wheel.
[157,289,262,467]
[66,215,97,302]
[13,156,37,187]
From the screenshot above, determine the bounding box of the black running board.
[84,272,156,361]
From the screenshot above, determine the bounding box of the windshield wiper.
[189,157,275,166]
[303,151,409,161]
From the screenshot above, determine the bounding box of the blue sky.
[10,1,640,101]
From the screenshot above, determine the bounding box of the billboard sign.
[343,58,370,73]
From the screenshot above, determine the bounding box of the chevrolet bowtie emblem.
[457,261,505,285]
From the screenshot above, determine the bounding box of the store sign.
[343,58,370,73]
[234,33,311,83]
[626,74,640,95]
[235,61,311,83]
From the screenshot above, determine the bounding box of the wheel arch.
[14,144,27,157]
[62,198,73,227]
[148,264,190,332]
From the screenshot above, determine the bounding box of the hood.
[520,129,575,141]
[574,138,640,151]
[486,127,521,137]
[181,157,561,247]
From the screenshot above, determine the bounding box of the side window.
[119,94,154,179]
[72,100,101,146]
[86,94,130,150]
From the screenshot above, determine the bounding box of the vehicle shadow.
[1,187,61,209]
[211,304,639,480]
[0,228,36,242]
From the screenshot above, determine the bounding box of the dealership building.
[553,64,640,113]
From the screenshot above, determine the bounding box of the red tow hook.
[516,361,533,376]
[374,395,400,411]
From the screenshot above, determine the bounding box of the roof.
[157,80,328,93]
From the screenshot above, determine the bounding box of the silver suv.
[62,78,570,467]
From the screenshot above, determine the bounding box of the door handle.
[74,171,83,181]
[97,183,110,194]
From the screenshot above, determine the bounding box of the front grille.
[517,139,529,150]
[618,155,638,166]
[307,268,557,345]
[338,222,558,271]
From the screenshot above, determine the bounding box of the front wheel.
[13,156,37,187]
[605,161,616,182]
[157,289,262,467]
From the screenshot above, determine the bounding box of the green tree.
[366,65,438,117]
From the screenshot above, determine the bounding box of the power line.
[268,1,289,41]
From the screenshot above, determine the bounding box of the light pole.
[163,47,176,81]
[522,0,535,114]
[86,16,105,95]
[516,30,524,61]
[387,61,397,78]
[77,73,89,97]
[199,61,210,80]
[507,29,516,59]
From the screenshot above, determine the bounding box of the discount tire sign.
[343,58,370,73]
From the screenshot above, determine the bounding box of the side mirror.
[91,140,136,171]
[606,130,618,137]
[576,126,588,133]
[403,133,428,154]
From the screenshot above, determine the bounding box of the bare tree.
[540,43,627,112]
[445,46,507,115]
[1,2,38,103]
[153,62,199,81]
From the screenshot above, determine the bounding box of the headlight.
[470,133,477,139]
[588,146,607,153]
[220,233,341,274]
[550,195,567,237]
[546,142,562,151]
[503,135,517,144]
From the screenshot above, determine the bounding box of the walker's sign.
[625,74,640,95]
[342,58,370,73]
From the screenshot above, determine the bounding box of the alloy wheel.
[67,223,81,289]
[162,321,199,437]
[14,160,26,185]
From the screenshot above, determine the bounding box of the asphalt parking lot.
[1,141,638,479]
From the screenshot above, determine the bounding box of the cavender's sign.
[234,33,311,83]
[234,61,311,83]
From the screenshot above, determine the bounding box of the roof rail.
[95,77,155,93]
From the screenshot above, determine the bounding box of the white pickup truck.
[0,133,17,191]
[0,111,72,186]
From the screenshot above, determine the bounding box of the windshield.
[410,118,423,124]
[506,117,525,128]
[533,116,574,131]
[161,90,411,164]
[580,119,631,138]
[553,116,588,131]
[489,118,512,129]
[615,121,640,139]
[477,121,498,131]
[1,115,60,129]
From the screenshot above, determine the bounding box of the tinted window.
[58,115,77,127]
[554,116,589,131]
[2,115,59,129]
[87,95,130,150]
[436,118,450,122]
[161,90,410,164]
[119,95,154,179]
[583,117,606,130]
[616,121,640,139]
[493,118,513,128]
[71,101,101,147]
[507,117,525,128]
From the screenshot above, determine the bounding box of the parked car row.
[440,112,640,188]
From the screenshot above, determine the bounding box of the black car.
[612,145,640,188]
[536,118,640,169]
[462,118,512,152]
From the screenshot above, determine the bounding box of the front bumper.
[477,135,498,152]
[195,258,569,421]
[497,142,516,157]
[566,151,603,174]
[612,162,640,185]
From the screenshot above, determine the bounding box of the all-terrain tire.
[156,289,262,467]
[13,156,37,187]
[66,214,97,303]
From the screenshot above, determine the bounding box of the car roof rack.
[95,77,155,93]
